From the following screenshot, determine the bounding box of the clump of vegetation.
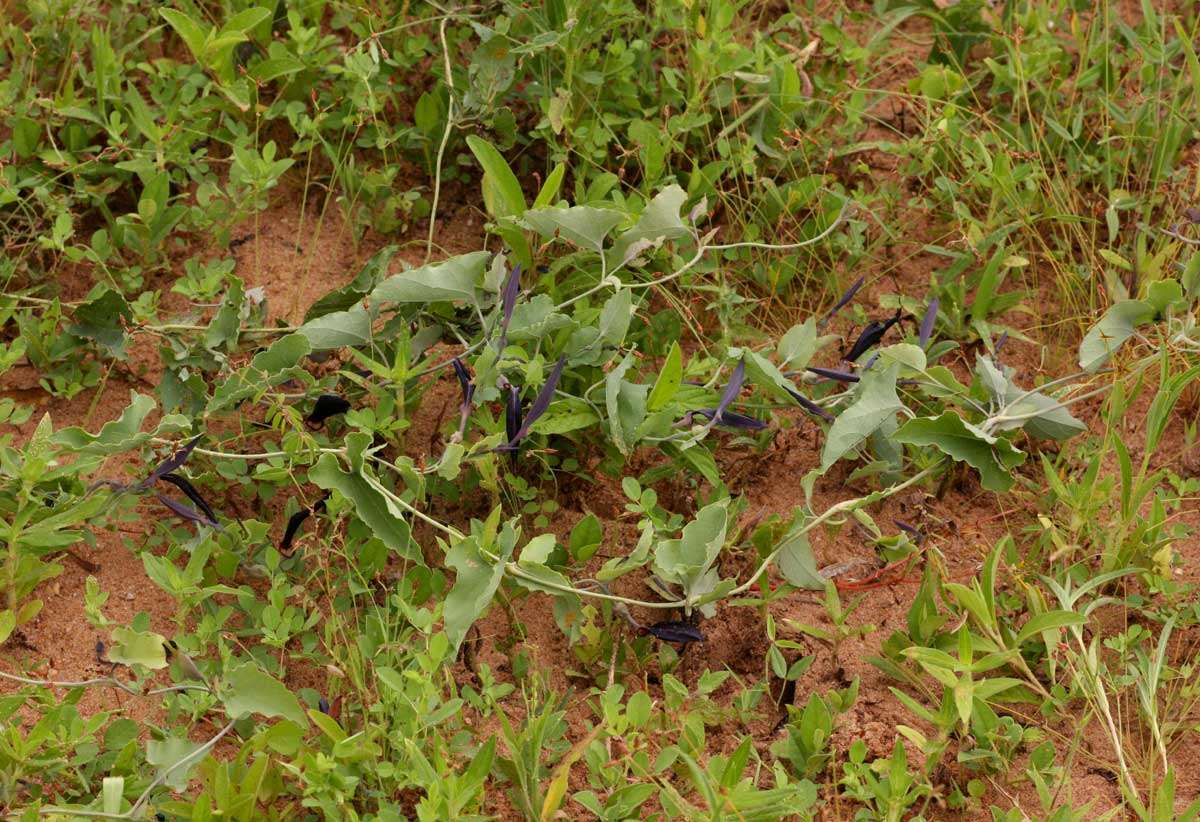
[2,1,1200,819]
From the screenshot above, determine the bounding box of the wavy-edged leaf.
[894,411,1026,492]
[820,365,901,470]
[370,251,491,306]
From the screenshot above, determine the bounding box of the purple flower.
[844,310,902,362]
[645,621,704,644]
[820,275,865,328]
[918,298,939,348]
[806,366,860,383]
[498,264,522,350]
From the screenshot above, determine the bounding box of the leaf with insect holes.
[894,411,1026,492]
[652,500,728,595]
[521,205,624,252]
[370,251,491,306]
[606,186,690,268]
[605,352,648,455]
[223,663,307,725]
[820,365,902,470]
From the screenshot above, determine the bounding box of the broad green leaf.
[54,392,152,453]
[0,611,16,646]
[820,365,901,470]
[207,334,311,413]
[777,529,822,590]
[306,246,395,321]
[296,306,372,350]
[248,55,305,83]
[1078,299,1155,371]
[568,514,603,563]
[976,356,1086,441]
[370,251,490,306]
[506,294,571,342]
[894,411,1026,492]
[159,9,208,60]
[606,352,648,455]
[465,136,526,218]
[778,319,819,370]
[652,500,728,593]
[443,534,512,652]
[742,350,803,404]
[532,164,565,208]
[598,288,634,347]
[204,276,245,352]
[224,663,307,725]
[309,454,419,561]
[108,626,167,669]
[521,205,623,252]
[646,342,683,411]
[607,186,690,268]
[146,737,203,791]
[1015,610,1086,646]
[68,285,132,357]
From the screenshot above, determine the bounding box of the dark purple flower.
[318,697,331,715]
[156,493,214,527]
[918,298,939,348]
[820,275,865,328]
[451,358,475,439]
[504,355,567,450]
[645,621,704,644]
[785,386,835,422]
[280,497,327,555]
[498,264,522,350]
[893,519,926,546]
[994,331,1009,356]
[158,473,219,527]
[306,394,351,427]
[691,408,768,431]
[806,366,860,383]
[142,436,202,489]
[844,310,902,362]
[504,384,522,447]
[713,360,747,423]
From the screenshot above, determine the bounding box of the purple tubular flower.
[918,298,939,348]
[820,275,865,328]
[451,358,475,438]
[806,366,860,383]
[893,519,926,546]
[158,473,219,527]
[844,310,902,362]
[645,621,704,644]
[306,394,351,427]
[498,264,522,350]
[994,331,1009,357]
[504,384,522,446]
[156,493,214,527]
[692,408,768,431]
[713,360,747,422]
[506,355,567,447]
[142,436,202,489]
[785,386,835,422]
[280,497,326,555]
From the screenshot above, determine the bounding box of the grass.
[1,1,1200,820]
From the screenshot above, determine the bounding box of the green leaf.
[204,276,245,352]
[568,514,603,563]
[606,352,648,455]
[646,342,683,412]
[976,356,1086,441]
[370,251,490,306]
[159,9,209,60]
[652,500,728,594]
[207,334,311,414]
[777,528,822,590]
[778,319,819,370]
[607,186,690,268]
[248,55,305,83]
[894,411,1026,492]
[532,164,565,208]
[309,453,419,561]
[820,365,901,470]
[108,626,167,669]
[296,306,372,350]
[146,737,203,791]
[1078,300,1155,371]
[223,663,307,725]
[465,136,526,218]
[55,393,188,455]
[1015,610,1086,646]
[443,534,512,653]
[306,246,395,321]
[68,285,132,357]
[521,205,623,252]
[598,288,634,347]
